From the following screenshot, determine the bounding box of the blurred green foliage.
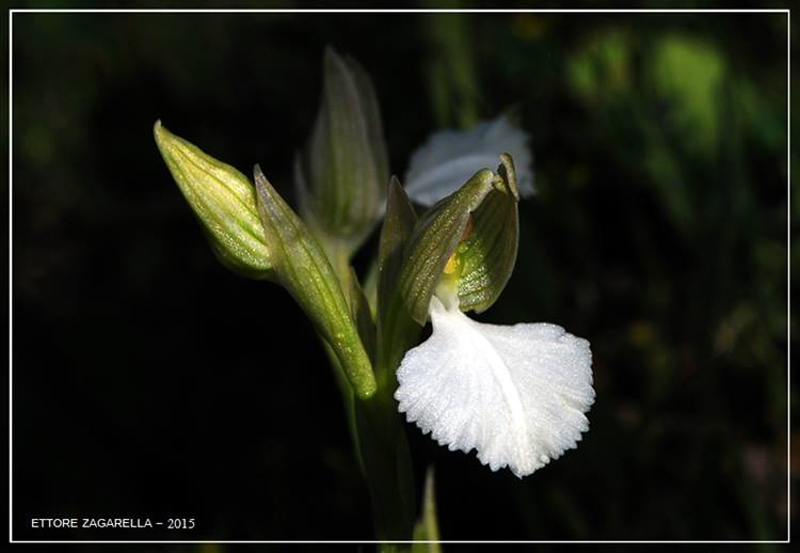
[11,5,790,546]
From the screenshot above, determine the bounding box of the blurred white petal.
[404,115,534,206]
[395,296,594,478]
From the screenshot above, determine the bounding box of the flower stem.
[320,245,416,548]
[355,386,416,549]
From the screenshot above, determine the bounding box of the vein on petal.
[430,298,531,470]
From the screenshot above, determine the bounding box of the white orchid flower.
[404,115,535,206]
[394,289,594,478]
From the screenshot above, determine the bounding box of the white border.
[7,7,791,545]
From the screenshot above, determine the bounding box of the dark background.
[10,6,791,547]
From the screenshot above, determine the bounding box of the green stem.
[319,242,416,550]
[355,384,416,550]
[324,340,415,551]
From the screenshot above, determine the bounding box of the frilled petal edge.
[394,296,594,478]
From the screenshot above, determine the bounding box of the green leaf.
[296,47,389,257]
[376,178,420,381]
[379,178,418,319]
[254,165,376,400]
[411,467,442,553]
[153,121,273,280]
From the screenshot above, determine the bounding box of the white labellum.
[404,115,535,206]
[395,296,594,478]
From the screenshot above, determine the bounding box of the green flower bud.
[254,165,377,400]
[295,47,389,259]
[398,154,520,325]
[154,121,273,280]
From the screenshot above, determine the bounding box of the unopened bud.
[296,47,389,258]
[154,121,273,280]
